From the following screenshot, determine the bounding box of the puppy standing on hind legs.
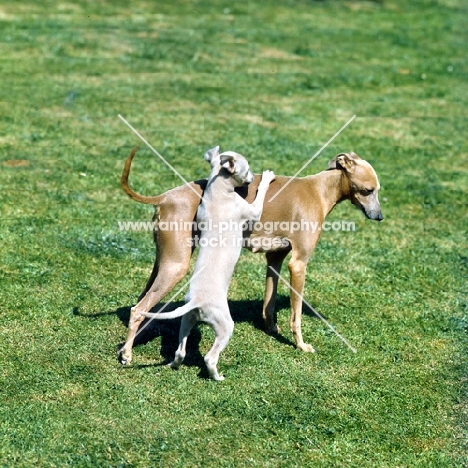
[139,146,275,380]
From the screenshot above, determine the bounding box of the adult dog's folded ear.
[204,145,220,164]
[327,152,361,172]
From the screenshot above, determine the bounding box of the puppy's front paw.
[261,170,276,185]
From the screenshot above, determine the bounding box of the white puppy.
[140,146,275,380]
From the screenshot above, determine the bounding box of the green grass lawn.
[1,0,467,466]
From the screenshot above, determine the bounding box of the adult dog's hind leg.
[119,229,193,365]
[138,257,159,301]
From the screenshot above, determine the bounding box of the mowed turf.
[0,0,466,466]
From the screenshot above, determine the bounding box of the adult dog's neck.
[308,168,352,217]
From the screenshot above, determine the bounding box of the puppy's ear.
[204,145,220,164]
[328,152,356,172]
[220,153,236,174]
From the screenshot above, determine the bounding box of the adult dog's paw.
[297,342,316,353]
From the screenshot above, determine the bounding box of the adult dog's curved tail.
[121,147,163,205]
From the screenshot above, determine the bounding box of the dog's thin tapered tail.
[121,147,163,205]
[139,302,195,320]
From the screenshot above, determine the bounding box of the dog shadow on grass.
[74,294,322,378]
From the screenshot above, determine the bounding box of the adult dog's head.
[328,152,383,221]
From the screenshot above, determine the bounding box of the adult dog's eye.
[362,188,374,195]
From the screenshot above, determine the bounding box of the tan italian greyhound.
[119,148,382,365]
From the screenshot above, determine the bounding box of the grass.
[0,0,467,466]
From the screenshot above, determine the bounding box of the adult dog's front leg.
[288,255,315,353]
[263,249,289,333]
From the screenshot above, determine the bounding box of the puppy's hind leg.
[203,307,234,381]
[171,311,198,370]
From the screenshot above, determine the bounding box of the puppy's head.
[328,151,383,221]
[219,151,254,186]
[204,146,254,186]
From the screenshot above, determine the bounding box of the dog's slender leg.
[119,232,193,365]
[171,311,198,370]
[203,308,234,381]
[288,252,315,353]
[137,258,159,301]
[263,249,290,333]
[119,263,189,365]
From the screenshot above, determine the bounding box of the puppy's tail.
[121,146,162,205]
[139,301,196,320]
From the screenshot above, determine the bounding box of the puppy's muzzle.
[244,171,255,185]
